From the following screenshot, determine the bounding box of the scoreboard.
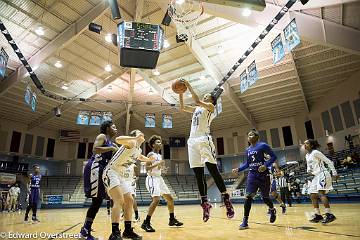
[118,21,164,69]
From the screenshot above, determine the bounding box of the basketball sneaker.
[321,213,336,224]
[239,218,249,230]
[108,232,122,240]
[281,204,286,214]
[80,227,98,240]
[222,194,235,219]
[269,208,276,223]
[32,216,40,223]
[24,215,29,222]
[201,202,212,222]
[122,228,142,240]
[309,214,324,223]
[134,215,140,222]
[141,221,155,232]
[169,218,183,227]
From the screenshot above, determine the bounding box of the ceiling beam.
[187,34,257,127]
[158,3,256,127]
[0,1,109,96]
[290,52,309,113]
[126,69,136,134]
[27,70,126,130]
[202,2,360,55]
[136,70,177,104]
[125,0,145,134]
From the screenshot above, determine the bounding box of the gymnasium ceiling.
[0,0,359,137]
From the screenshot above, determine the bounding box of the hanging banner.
[145,113,155,128]
[76,111,90,125]
[31,92,37,112]
[24,86,32,106]
[0,47,9,79]
[283,19,301,51]
[162,114,173,129]
[216,97,222,115]
[240,70,248,93]
[247,60,259,87]
[89,111,103,126]
[271,34,285,64]
[102,111,113,123]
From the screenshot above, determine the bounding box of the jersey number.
[192,116,199,126]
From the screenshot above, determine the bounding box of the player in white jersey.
[304,139,339,224]
[103,130,155,240]
[141,135,183,232]
[8,183,20,211]
[123,163,140,222]
[179,80,234,222]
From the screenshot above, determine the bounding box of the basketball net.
[167,0,204,41]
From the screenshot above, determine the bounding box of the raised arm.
[115,136,139,149]
[179,93,196,113]
[137,154,157,162]
[183,80,215,113]
[93,134,117,154]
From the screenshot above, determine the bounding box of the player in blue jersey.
[232,129,277,230]
[80,120,119,240]
[24,164,41,222]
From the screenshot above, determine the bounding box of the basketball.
[172,80,187,94]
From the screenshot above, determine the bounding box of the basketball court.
[0,0,360,239]
[1,204,360,240]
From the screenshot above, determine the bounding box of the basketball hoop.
[167,0,204,41]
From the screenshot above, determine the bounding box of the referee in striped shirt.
[277,174,292,207]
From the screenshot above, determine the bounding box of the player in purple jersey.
[24,164,41,222]
[80,121,119,240]
[232,129,277,230]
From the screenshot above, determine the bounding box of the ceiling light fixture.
[152,69,160,76]
[163,39,170,48]
[105,33,112,43]
[54,61,63,68]
[105,64,112,72]
[35,26,45,36]
[242,8,252,17]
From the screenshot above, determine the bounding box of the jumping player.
[141,135,183,232]
[232,129,277,230]
[24,164,41,222]
[179,80,234,222]
[80,121,118,239]
[269,163,286,214]
[103,130,155,240]
[304,139,338,224]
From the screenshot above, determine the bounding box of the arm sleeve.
[314,151,337,175]
[263,144,277,168]
[238,159,249,172]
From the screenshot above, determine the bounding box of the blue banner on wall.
[283,19,301,51]
[240,70,248,93]
[271,34,285,64]
[247,60,259,87]
[145,113,155,128]
[162,114,172,129]
[31,93,37,112]
[24,86,32,106]
[48,195,63,204]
